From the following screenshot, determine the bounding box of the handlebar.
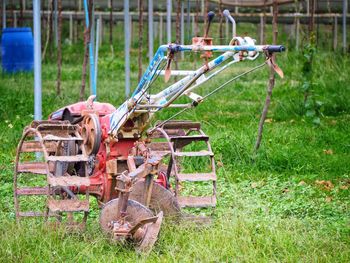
[265,45,286,53]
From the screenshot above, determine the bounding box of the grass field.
[0,34,349,262]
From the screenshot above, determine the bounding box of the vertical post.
[219,0,223,44]
[14,12,17,27]
[343,0,347,53]
[296,16,300,51]
[95,18,100,88]
[225,17,228,40]
[54,0,58,47]
[254,0,278,153]
[181,0,184,58]
[83,0,96,96]
[159,14,163,44]
[2,0,6,29]
[201,0,204,16]
[306,0,310,15]
[99,14,103,45]
[167,0,172,43]
[259,15,264,44]
[187,0,190,41]
[109,0,113,45]
[192,14,195,36]
[90,3,95,58]
[124,0,130,98]
[69,14,73,43]
[33,0,42,121]
[90,1,95,95]
[138,0,144,82]
[148,0,154,61]
[333,16,338,50]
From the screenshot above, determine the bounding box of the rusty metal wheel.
[130,181,181,220]
[100,198,153,233]
[81,113,101,155]
[99,198,163,253]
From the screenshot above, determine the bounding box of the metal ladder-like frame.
[14,120,90,230]
[148,120,216,208]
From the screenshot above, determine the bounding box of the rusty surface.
[21,141,57,153]
[99,198,153,234]
[147,129,186,139]
[130,181,181,219]
[81,113,101,155]
[177,172,216,182]
[46,155,89,162]
[149,121,217,209]
[170,135,209,148]
[47,176,90,187]
[43,135,83,141]
[137,211,164,254]
[47,199,90,212]
[146,142,170,152]
[17,162,47,174]
[178,196,217,208]
[181,213,213,225]
[18,211,47,217]
[161,121,201,130]
[16,187,48,195]
[106,159,118,176]
[174,151,214,157]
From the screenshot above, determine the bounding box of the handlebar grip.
[266,45,286,53]
[207,11,215,23]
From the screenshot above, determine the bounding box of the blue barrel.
[1,27,34,73]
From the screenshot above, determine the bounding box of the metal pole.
[167,0,172,43]
[192,14,195,36]
[83,0,96,96]
[259,15,264,44]
[99,14,103,45]
[14,11,17,27]
[95,18,100,89]
[91,4,95,52]
[90,2,95,94]
[148,0,154,61]
[124,0,130,98]
[54,0,58,47]
[2,0,6,29]
[181,1,184,59]
[296,16,300,51]
[69,14,73,43]
[159,14,163,44]
[343,0,347,53]
[334,16,338,50]
[33,0,42,121]
[187,0,190,41]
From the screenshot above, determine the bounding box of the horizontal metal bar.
[157,70,196,76]
[13,10,350,20]
[136,103,191,109]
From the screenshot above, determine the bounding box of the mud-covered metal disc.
[99,198,154,234]
[137,211,164,253]
[129,181,181,220]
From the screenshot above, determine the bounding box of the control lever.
[223,9,236,37]
[204,11,215,38]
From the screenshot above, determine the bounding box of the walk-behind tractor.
[14,11,285,252]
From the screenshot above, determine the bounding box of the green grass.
[0,38,349,262]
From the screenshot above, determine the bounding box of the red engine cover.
[49,101,116,120]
